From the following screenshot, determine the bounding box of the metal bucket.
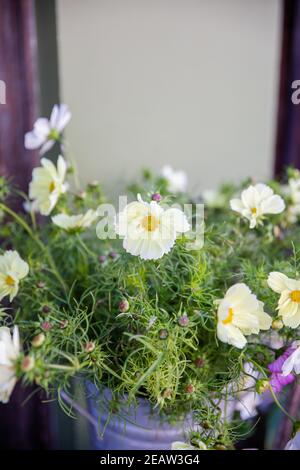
[86,383,194,450]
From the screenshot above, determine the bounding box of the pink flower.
[268,345,296,393]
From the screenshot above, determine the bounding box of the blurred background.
[0,0,300,449]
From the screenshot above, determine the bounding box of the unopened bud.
[158,328,169,340]
[272,319,284,330]
[194,357,205,368]
[185,383,195,394]
[60,319,68,329]
[32,333,45,347]
[255,379,270,394]
[109,251,118,259]
[162,388,172,399]
[21,356,35,372]
[42,305,51,314]
[178,313,189,327]
[84,341,95,353]
[76,190,86,200]
[151,193,162,202]
[36,281,46,289]
[41,321,53,331]
[119,299,129,313]
[98,255,106,264]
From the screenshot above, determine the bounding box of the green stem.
[0,203,67,293]
[269,385,296,424]
[75,233,97,258]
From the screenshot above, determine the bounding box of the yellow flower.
[29,155,68,215]
[267,272,300,328]
[216,283,272,349]
[0,251,29,302]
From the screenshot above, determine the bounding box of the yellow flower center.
[290,290,300,303]
[222,307,234,325]
[5,275,15,287]
[251,207,257,214]
[141,214,159,232]
[49,181,56,193]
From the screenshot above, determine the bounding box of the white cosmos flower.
[161,165,188,193]
[29,155,68,216]
[0,326,20,403]
[25,104,71,155]
[202,189,226,209]
[115,194,190,260]
[267,272,300,328]
[0,251,29,302]
[171,441,207,450]
[216,283,272,349]
[282,341,300,376]
[285,173,300,223]
[52,209,98,231]
[230,183,285,229]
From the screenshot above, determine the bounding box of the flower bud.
[84,341,95,353]
[42,305,51,314]
[162,388,172,399]
[98,255,106,264]
[60,319,68,329]
[109,251,118,259]
[151,193,162,202]
[41,321,53,331]
[185,383,195,394]
[158,328,169,340]
[272,319,284,330]
[36,281,46,289]
[76,190,86,200]
[178,313,189,327]
[119,299,129,313]
[194,357,205,368]
[88,180,99,188]
[21,356,35,372]
[32,333,45,348]
[255,379,270,394]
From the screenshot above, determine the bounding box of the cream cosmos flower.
[52,209,98,231]
[230,183,285,228]
[115,194,190,260]
[29,155,68,216]
[161,165,188,193]
[216,283,272,349]
[0,251,29,302]
[25,104,71,155]
[0,326,20,403]
[267,272,300,328]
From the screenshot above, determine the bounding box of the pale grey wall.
[56,0,281,194]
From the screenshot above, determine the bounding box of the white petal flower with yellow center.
[216,283,272,349]
[0,326,20,403]
[230,183,285,229]
[115,195,190,260]
[161,165,188,193]
[267,272,300,328]
[282,341,300,376]
[0,251,29,302]
[52,209,98,231]
[25,104,71,155]
[29,155,68,216]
